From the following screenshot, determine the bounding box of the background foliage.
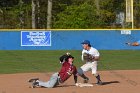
[0,0,140,29]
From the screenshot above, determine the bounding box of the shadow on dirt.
[56,84,75,88]
[33,81,120,88]
[100,81,120,85]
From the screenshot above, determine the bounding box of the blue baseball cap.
[81,40,91,45]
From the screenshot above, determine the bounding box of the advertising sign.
[21,31,51,46]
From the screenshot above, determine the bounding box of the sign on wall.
[21,31,51,46]
[121,30,131,35]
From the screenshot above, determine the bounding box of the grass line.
[0,50,140,74]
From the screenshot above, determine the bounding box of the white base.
[76,83,93,87]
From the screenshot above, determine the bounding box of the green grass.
[0,50,140,74]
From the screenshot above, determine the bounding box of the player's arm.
[73,67,78,84]
[81,50,87,62]
[81,53,84,61]
[93,49,100,61]
[74,75,77,83]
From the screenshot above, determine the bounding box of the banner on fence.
[21,31,51,46]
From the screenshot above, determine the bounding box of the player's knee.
[77,68,84,76]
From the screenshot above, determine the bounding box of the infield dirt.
[0,70,139,93]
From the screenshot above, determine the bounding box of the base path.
[0,70,139,93]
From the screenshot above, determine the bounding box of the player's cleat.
[83,78,89,83]
[28,78,39,83]
[32,81,39,88]
[96,80,103,85]
[28,78,39,88]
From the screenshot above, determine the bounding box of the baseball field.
[0,50,140,93]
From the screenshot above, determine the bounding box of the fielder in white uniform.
[78,40,103,85]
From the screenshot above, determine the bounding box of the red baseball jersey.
[58,62,77,83]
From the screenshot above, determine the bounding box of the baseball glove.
[59,52,71,64]
[83,53,94,62]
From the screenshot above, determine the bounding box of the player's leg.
[78,68,89,83]
[35,73,59,88]
[91,61,103,85]
[38,72,59,88]
[78,63,91,83]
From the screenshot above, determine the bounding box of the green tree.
[53,2,106,29]
[0,0,32,28]
[0,0,139,29]
[134,0,140,28]
[53,0,125,29]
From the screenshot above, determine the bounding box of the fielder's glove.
[83,53,94,62]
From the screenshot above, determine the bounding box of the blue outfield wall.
[0,30,140,50]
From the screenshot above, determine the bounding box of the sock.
[95,74,101,82]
